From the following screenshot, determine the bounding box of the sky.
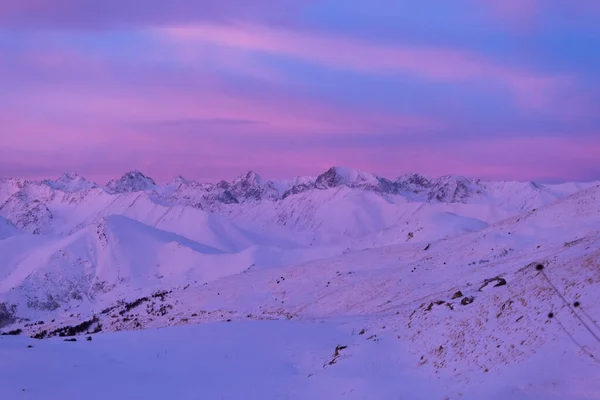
[1,0,599,183]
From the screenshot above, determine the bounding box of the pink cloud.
[4,105,597,184]
[3,46,595,184]
[2,46,443,182]
[260,135,599,183]
[11,82,431,137]
[2,42,436,139]
[142,134,600,183]
[156,23,572,112]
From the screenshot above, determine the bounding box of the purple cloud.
[0,0,598,183]
[0,0,310,29]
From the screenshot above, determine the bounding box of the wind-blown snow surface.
[0,216,20,240]
[2,317,600,400]
[1,168,599,399]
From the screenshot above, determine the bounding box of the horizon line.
[2,165,598,186]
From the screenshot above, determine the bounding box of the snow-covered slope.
[0,216,20,240]
[1,184,598,399]
[0,168,598,399]
[4,311,600,400]
[0,169,596,318]
[0,215,271,320]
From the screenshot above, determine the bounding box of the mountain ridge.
[1,169,599,400]
[3,166,598,207]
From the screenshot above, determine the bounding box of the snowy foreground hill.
[1,167,599,399]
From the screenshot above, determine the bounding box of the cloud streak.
[0,0,310,29]
[481,0,600,27]
[0,1,598,183]
[156,23,573,111]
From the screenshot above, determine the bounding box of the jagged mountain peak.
[174,175,189,183]
[435,174,478,184]
[106,170,157,193]
[314,166,396,195]
[315,166,379,188]
[395,173,434,188]
[233,170,263,185]
[59,172,81,180]
[44,172,98,193]
[167,175,197,188]
[3,167,598,216]
[122,170,154,182]
[426,175,484,203]
[229,170,278,202]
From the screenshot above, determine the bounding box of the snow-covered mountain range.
[2,166,595,234]
[1,166,599,399]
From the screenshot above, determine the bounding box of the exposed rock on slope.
[106,171,157,193]
[44,172,98,193]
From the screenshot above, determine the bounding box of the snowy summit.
[106,170,158,194]
[0,166,599,399]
